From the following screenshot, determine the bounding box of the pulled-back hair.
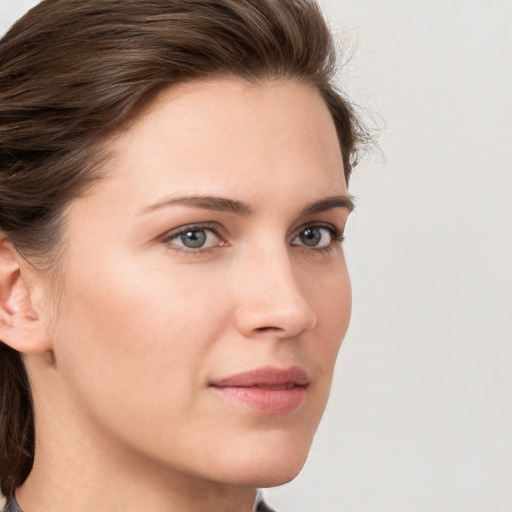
[0,0,367,499]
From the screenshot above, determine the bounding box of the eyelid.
[290,222,345,245]
[159,220,344,255]
[161,222,227,251]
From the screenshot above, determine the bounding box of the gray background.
[1,1,511,511]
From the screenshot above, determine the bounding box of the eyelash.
[294,223,345,257]
[161,222,345,255]
[161,222,223,255]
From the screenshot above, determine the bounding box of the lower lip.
[211,386,306,414]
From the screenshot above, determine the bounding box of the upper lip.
[210,366,309,388]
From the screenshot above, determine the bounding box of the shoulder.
[2,497,22,512]
[255,497,280,512]
[3,494,276,512]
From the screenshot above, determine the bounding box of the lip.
[210,366,309,415]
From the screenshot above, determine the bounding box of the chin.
[224,459,307,488]
[213,433,313,488]
[252,462,306,488]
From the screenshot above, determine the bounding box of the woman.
[0,1,366,510]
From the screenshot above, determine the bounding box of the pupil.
[181,230,206,248]
[300,228,321,246]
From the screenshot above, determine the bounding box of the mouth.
[209,366,309,415]
[245,382,298,390]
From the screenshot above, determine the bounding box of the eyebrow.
[139,194,354,216]
[300,195,355,215]
[140,195,252,216]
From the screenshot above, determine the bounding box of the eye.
[291,224,343,249]
[164,224,225,250]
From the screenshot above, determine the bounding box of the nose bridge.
[234,240,317,338]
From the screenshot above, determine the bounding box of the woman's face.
[48,78,352,487]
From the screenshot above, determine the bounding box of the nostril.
[254,326,282,333]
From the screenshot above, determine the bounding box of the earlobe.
[0,239,51,353]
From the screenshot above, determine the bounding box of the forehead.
[85,77,347,214]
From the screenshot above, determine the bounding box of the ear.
[0,238,52,353]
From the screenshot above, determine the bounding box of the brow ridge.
[140,193,354,216]
[140,195,253,216]
[300,195,355,215]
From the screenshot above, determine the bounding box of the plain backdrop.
[1,1,511,511]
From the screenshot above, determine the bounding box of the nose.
[233,249,317,340]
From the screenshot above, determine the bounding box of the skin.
[5,78,352,512]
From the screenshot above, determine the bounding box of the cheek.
[48,255,240,466]
[52,253,232,407]
[305,262,351,374]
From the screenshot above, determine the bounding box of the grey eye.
[179,230,207,248]
[292,226,335,248]
[300,227,322,246]
[165,225,224,251]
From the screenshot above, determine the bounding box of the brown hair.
[0,0,367,498]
